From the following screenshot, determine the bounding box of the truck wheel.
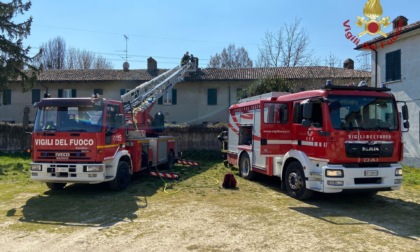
[284,161,313,200]
[46,182,66,190]
[239,152,256,180]
[109,161,131,191]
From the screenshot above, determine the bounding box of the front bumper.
[306,163,403,193]
[30,162,108,184]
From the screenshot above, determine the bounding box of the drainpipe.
[372,49,378,88]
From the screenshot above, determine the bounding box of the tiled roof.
[36,66,369,83]
[355,20,420,49]
[184,67,369,81]
[37,69,166,82]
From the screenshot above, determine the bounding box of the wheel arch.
[281,150,313,181]
[105,150,132,178]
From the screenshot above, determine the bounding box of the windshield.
[328,95,398,131]
[34,105,104,132]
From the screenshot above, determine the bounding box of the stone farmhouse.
[1,57,369,126]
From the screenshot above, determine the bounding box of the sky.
[17,0,420,70]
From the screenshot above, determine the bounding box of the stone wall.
[0,123,227,152]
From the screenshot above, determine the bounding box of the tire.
[239,152,256,180]
[109,161,131,191]
[46,182,66,190]
[284,161,313,200]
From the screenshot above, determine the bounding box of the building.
[355,16,420,158]
[1,58,369,126]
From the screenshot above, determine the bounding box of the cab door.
[260,101,292,156]
[103,102,125,158]
[292,98,328,160]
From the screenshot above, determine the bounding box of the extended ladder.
[121,61,195,114]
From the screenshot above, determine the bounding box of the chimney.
[393,16,408,30]
[147,57,157,72]
[343,58,354,70]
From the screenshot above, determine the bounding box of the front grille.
[345,142,393,158]
[342,163,391,168]
[354,177,381,184]
[37,150,90,160]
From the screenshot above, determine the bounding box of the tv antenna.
[122,35,130,71]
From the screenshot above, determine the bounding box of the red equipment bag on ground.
[222,173,237,189]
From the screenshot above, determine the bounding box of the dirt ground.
[1,183,419,252]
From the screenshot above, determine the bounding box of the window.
[293,102,303,124]
[106,104,121,129]
[159,89,177,105]
[120,89,128,96]
[93,89,103,95]
[58,89,76,98]
[264,103,288,124]
[385,50,401,82]
[208,88,217,105]
[2,89,11,105]
[32,89,41,104]
[293,100,322,127]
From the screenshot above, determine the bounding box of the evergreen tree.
[0,0,41,92]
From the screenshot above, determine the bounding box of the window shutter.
[72,89,77,97]
[94,89,103,95]
[172,89,177,105]
[32,89,41,103]
[385,50,401,82]
[2,89,11,105]
[58,89,63,98]
[208,88,217,105]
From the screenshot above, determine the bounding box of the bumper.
[306,163,403,193]
[30,162,109,184]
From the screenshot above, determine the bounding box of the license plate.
[55,167,68,173]
[364,170,378,176]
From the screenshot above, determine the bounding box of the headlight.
[395,168,403,176]
[326,169,343,177]
[85,165,104,172]
[30,164,42,171]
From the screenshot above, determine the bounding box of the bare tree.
[256,18,315,67]
[208,44,253,68]
[324,52,342,68]
[38,37,113,69]
[93,55,113,69]
[39,36,66,69]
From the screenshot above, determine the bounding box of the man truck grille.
[345,142,393,158]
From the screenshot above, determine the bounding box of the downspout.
[372,49,378,88]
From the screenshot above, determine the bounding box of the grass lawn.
[0,153,419,251]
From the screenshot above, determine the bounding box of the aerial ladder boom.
[121,60,196,130]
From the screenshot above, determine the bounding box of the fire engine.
[29,59,197,190]
[226,82,409,199]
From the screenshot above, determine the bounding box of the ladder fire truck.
[29,59,197,190]
[226,82,409,199]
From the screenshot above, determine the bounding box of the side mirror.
[302,102,312,119]
[404,121,410,129]
[402,104,409,120]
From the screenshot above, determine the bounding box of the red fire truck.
[226,82,409,199]
[29,61,196,190]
